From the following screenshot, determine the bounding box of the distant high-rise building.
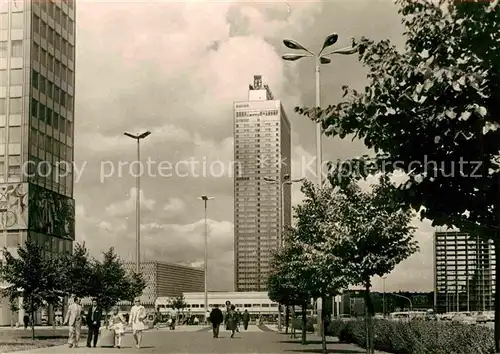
[233,75,291,292]
[0,0,76,325]
[434,229,496,313]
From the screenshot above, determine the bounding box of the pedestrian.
[153,307,161,330]
[108,307,126,349]
[23,314,29,330]
[86,299,103,348]
[129,298,146,349]
[242,309,250,330]
[194,316,199,325]
[225,304,238,338]
[235,308,241,332]
[209,304,223,338]
[64,296,82,348]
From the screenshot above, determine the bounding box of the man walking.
[235,308,241,332]
[209,305,223,338]
[86,299,102,348]
[64,297,82,348]
[242,309,250,330]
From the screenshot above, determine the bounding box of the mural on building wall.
[28,184,75,239]
[0,183,28,230]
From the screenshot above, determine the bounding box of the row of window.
[33,10,74,41]
[0,13,24,30]
[0,126,22,143]
[235,110,279,117]
[0,69,23,85]
[0,154,23,180]
[33,43,75,86]
[0,98,23,114]
[30,128,73,159]
[0,40,22,58]
[31,98,73,137]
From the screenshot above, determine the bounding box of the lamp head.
[320,57,331,64]
[282,54,309,62]
[322,33,339,51]
[138,131,152,139]
[283,39,307,51]
[199,195,214,201]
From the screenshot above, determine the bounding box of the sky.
[74,0,434,293]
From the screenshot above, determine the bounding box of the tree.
[288,181,350,353]
[324,177,417,353]
[267,245,310,337]
[91,248,146,319]
[124,271,147,303]
[61,243,95,298]
[268,238,311,344]
[296,0,500,349]
[170,294,188,319]
[0,241,65,339]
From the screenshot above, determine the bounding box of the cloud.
[105,188,156,218]
[73,0,425,292]
[163,198,186,213]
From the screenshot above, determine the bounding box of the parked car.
[441,312,456,321]
[475,311,494,323]
[452,312,476,325]
[339,314,353,321]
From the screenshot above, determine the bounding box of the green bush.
[326,319,494,354]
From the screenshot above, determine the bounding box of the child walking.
[109,307,126,349]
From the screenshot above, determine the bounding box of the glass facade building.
[434,230,496,313]
[233,75,291,292]
[0,0,76,325]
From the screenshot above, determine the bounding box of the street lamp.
[283,35,357,336]
[391,293,413,312]
[263,174,304,332]
[282,34,358,189]
[199,195,214,324]
[124,130,151,273]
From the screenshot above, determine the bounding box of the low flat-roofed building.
[156,291,279,316]
[82,261,204,309]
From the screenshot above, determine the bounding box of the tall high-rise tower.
[434,229,496,313]
[0,0,76,324]
[233,75,291,292]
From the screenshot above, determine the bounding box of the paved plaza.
[11,325,376,354]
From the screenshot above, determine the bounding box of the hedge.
[326,319,494,354]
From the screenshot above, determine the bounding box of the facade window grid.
[434,231,495,313]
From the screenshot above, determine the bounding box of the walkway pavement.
[10,324,388,354]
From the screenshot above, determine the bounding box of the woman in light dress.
[108,307,126,349]
[129,298,146,348]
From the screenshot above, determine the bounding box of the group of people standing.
[64,296,148,349]
[208,301,251,339]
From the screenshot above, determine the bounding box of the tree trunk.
[285,306,290,334]
[320,296,327,354]
[31,310,35,340]
[495,240,500,353]
[301,303,307,345]
[364,282,374,354]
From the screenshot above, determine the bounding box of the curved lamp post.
[391,293,413,312]
[282,34,358,189]
[199,195,214,324]
[124,131,151,273]
[283,35,357,336]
